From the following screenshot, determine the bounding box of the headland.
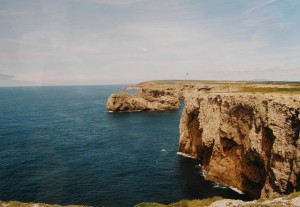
[107,80,300,203]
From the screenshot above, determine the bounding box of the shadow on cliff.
[177,156,252,201]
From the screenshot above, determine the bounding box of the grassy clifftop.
[134,192,300,207]
[131,80,300,94]
[3,192,300,207]
[134,196,223,207]
[0,201,88,207]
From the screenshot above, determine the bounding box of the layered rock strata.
[179,92,300,198]
[106,88,180,112]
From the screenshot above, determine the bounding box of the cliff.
[107,80,300,199]
[107,80,300,112]
[179,92,300,198]
[106,88,180,112]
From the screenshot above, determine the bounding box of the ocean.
[0,85,250,207]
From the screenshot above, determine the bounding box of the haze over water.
[0,85,250,207]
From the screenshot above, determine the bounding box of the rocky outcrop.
[106,88,180,112]
[179,92,300,198]
[107,81,300,199]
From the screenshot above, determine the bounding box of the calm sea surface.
[0,85,250,207]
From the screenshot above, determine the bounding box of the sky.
[0,0,300,86]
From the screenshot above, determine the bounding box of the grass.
[257,197,268,203]
[239,86,300,93]
[242,204,287,207]
[287,191,300,200]
[143,80,300,85]
[0,201,89,207]
[134,196,223,207]
[3,192,300,207]
[134,80,300,94]
[134,203,165,207]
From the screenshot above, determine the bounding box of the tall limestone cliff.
[179,92,300,198]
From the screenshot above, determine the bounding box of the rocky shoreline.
[179,92,300,198]
[107,80,300,200]
[3,81,298,207]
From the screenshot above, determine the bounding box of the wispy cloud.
[243,0,286,50]
[0,0,299,85]
[246,0,276,14]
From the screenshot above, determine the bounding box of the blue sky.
[0,0,300,86]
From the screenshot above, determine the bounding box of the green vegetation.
[144,80,300,86]
[257,197,268,203]
[134,202,164,207]
[0,201,89,207]
[134,196,223,207]
[3,192,300,207]
[287,191,300,200]
[134,192,300,207]
[135,80,300,94]
[240,86,300,93]
[241,203,287,207]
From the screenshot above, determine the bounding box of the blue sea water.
[0,85,250,207]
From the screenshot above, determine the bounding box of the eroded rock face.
[106,88,180,112]
[179,93,300,198]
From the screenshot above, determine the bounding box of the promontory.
[106,80,300,200]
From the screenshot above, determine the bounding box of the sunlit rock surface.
[107,80,300,199]
[106,88,180,112]
[179,92,300,198]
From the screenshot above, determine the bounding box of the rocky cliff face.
[179,92,300,198]
[107,81,300,199]
[106,88,180,112]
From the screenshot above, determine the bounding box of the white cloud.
[246,0,276,14]
[1,0,300,85]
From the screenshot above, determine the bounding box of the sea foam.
[176,152,197,159]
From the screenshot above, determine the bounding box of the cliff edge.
[179,92,300,198]
[135,191,300,207]
[107,80,300,199]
